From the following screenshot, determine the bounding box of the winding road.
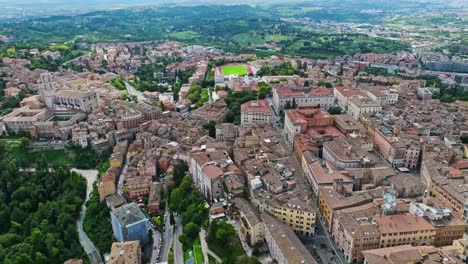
[72,169,104,264]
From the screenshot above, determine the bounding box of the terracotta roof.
[241,100,271,112]
[202,165,224,179]
[374,213,435,234]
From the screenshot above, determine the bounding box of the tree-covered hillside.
[0,142,87,264]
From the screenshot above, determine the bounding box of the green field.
[167,30,200,41]
[183,238,204,264]
[222,65,248,76]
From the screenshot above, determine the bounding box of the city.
[0,1,467,264]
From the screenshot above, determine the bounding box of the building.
[303,157,354,197]
[108,241,142,264]
[333,114,364,134]
[409,197,467,247]
[98,168,118,201]
[44,90,99,113]
[319,188,374,232]
[262,213,318,264]
[417,87,438,100]
[147,182,162,215]
[332,203,380,263]
[215,123,238,141]
[347,97,382,120]
[190,150,241,202]
[284,106,334,146]
[233,198,265,246]
[261,191,317,237]
[110,203,149,244]
[240,100,272,126]
[362,244,460,264]
[323,137,376,170]
[333,86,368,110]
[273,86,334,111]
[374,214,436,248]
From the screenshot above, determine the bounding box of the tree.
[304,80,310,87]
[461,135,468,144]
[237,255,261,264]
[291,98,297,109]
[328,106,342,115]
[225,111,236,123]
[203,121,217,138]
[19,137,30,150]
[179,222,200,248]
[284,100,292,110]
[317,81,332,88]
[172,162,188,188]
[170,213,175,226]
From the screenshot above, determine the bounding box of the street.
[149,225,162,264]
[73,169,103,264]
[264,102,348,264]
[160,208,174,263]
[125,81,148,103]
[117,155,129,195]
[173,216,183,264]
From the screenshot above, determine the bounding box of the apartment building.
[347,97,382,120]
[233,198,265,246]
[332,203,380,263]
[322,137,376,170]
[302,155,354,197]
[108,241,142,264]
[110,203,149,244]
[333,86,367,110]
[262,213,317,264]
[241,100,272,126]
[260,191,317,237]
[374,214,436,248]
[190,150,241,203]
[319,187,374,232]
[284,106,334,146]
[273,86,334,111]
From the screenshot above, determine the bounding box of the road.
[266,109,347,264]
[160,208,174,263]
[199,230,209,264]
[173,216,183,264]
[149,225,162,264]
[125,81,148,103]
[72,169,104,264]
[117,155,129,195]
[199,229,222,263]
[62,52,91,66]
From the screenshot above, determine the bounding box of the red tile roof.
[202,165,224,179]
[241,100,271,112]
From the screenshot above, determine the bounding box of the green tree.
[203,121,217,138]
[172,162,188,188]
[328,106,342,115]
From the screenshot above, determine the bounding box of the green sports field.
[221,65,248,76]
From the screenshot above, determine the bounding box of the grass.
[183,238,204,264]
[221,65,248,76]
[208,235,245,263]
[167,30,200,41]
[193,239,204,264]
[28,149,72,165]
